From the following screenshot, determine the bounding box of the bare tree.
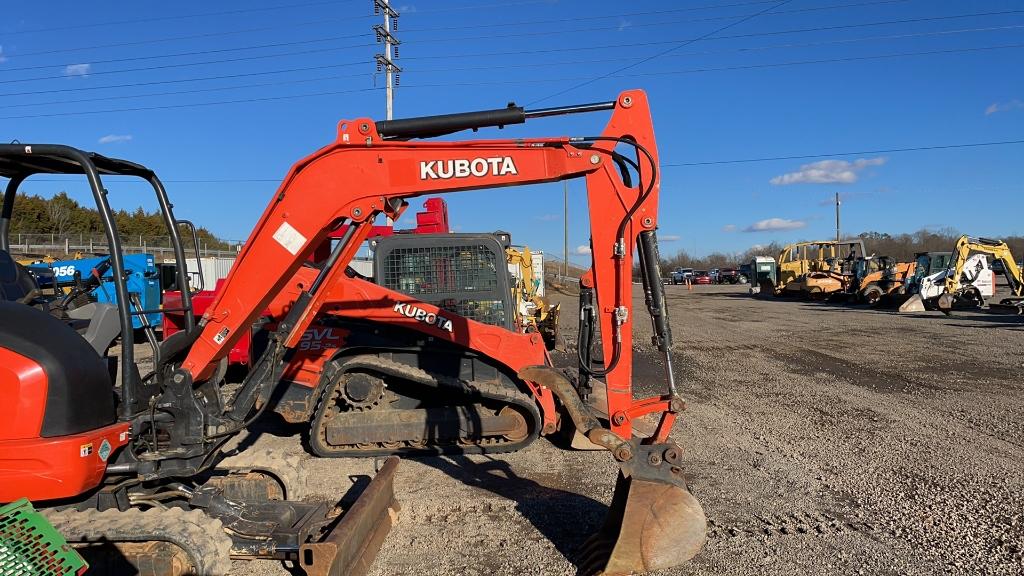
[46,192,75,238]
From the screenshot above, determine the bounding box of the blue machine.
[29,253,162,328]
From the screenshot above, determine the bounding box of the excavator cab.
[374,232,516,330]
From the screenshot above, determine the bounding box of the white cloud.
[769,157,886,185]
[575,245,591,255]
[743,218,807,232]
[660,234,680,242]
[0,45,7,64]
[397,4,417,12]
[617,19,632,31]
[98,134,132,144]
[534,213,560,221]
[721,224,737,232]
[985,99,1024,115]
[64,63,91,77]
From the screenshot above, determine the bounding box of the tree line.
[661,228,1024,271]
[1,192,232,250]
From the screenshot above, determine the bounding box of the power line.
[663,140,1024,166]
[6,5,1016,86]
[0,61,369,98]
[528,0,794,104]
[7,24,1017,109]
[408,42,1024,75]
[401,0,912,34]
[2,69,368,109]
[0,0,355,36]
[3,0,556,58]
[0,40,375,85]
[0,34,371,74]
[21,139,1024,184]
[0,86,380,120]
[5,42,1021,121]
[3,18,354,60]
[410,8,1024,49]
[400,23,1024,61]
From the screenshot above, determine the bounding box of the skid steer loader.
[3,90,705,575]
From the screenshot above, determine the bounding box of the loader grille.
[0,499,88,576]
[375,235,513,329]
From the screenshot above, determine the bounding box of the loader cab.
[907,251,952,292]
[748,256,776,295]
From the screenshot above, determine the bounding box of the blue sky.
[2,0,1022,264]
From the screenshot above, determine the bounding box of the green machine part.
[1,499,88,576]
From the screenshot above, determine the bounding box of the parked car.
[671,267,694,284]
[738,263,753,282]
[693,270,713,285]
[717,267,745,284]
[709,268,720,283]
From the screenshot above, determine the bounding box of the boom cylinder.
[375,100,616,140]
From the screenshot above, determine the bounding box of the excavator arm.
[180,91,668,441]
[945,236,1023,297]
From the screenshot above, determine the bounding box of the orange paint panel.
[0,422,130,502]
[0,348,47,440]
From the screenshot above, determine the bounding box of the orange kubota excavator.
[1,89,705,575]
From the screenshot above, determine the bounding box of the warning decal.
[273,221,307,256]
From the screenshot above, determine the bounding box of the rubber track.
[42,506,233,576]
[215,447,310,500]
[309,355,542,458]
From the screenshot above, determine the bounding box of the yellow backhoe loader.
[854,256,916,305]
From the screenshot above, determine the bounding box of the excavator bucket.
[577,449,707,575]
[898,293,926,313]
[519,367,707,575]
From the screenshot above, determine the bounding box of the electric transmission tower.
[373,0,401,121]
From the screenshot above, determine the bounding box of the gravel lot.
[235,284,1024,576]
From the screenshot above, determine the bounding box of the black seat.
[0,300,116,437]
[0,249,39,302]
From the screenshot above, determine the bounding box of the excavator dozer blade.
[299,456,400,576]
[898,293,926,313]
[518,366,707,575]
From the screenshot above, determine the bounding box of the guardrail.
[7,234,240,259]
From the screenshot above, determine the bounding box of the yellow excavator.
[900,236,1023,313]
[507,246,560,348]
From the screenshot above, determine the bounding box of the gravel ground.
[231,284,1023,576]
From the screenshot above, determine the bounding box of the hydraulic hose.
[568,136,658,378]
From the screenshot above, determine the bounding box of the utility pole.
[373,0,401,121]
[563,181,569,277]
[374,0,400,224]
[835,192,841,242]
